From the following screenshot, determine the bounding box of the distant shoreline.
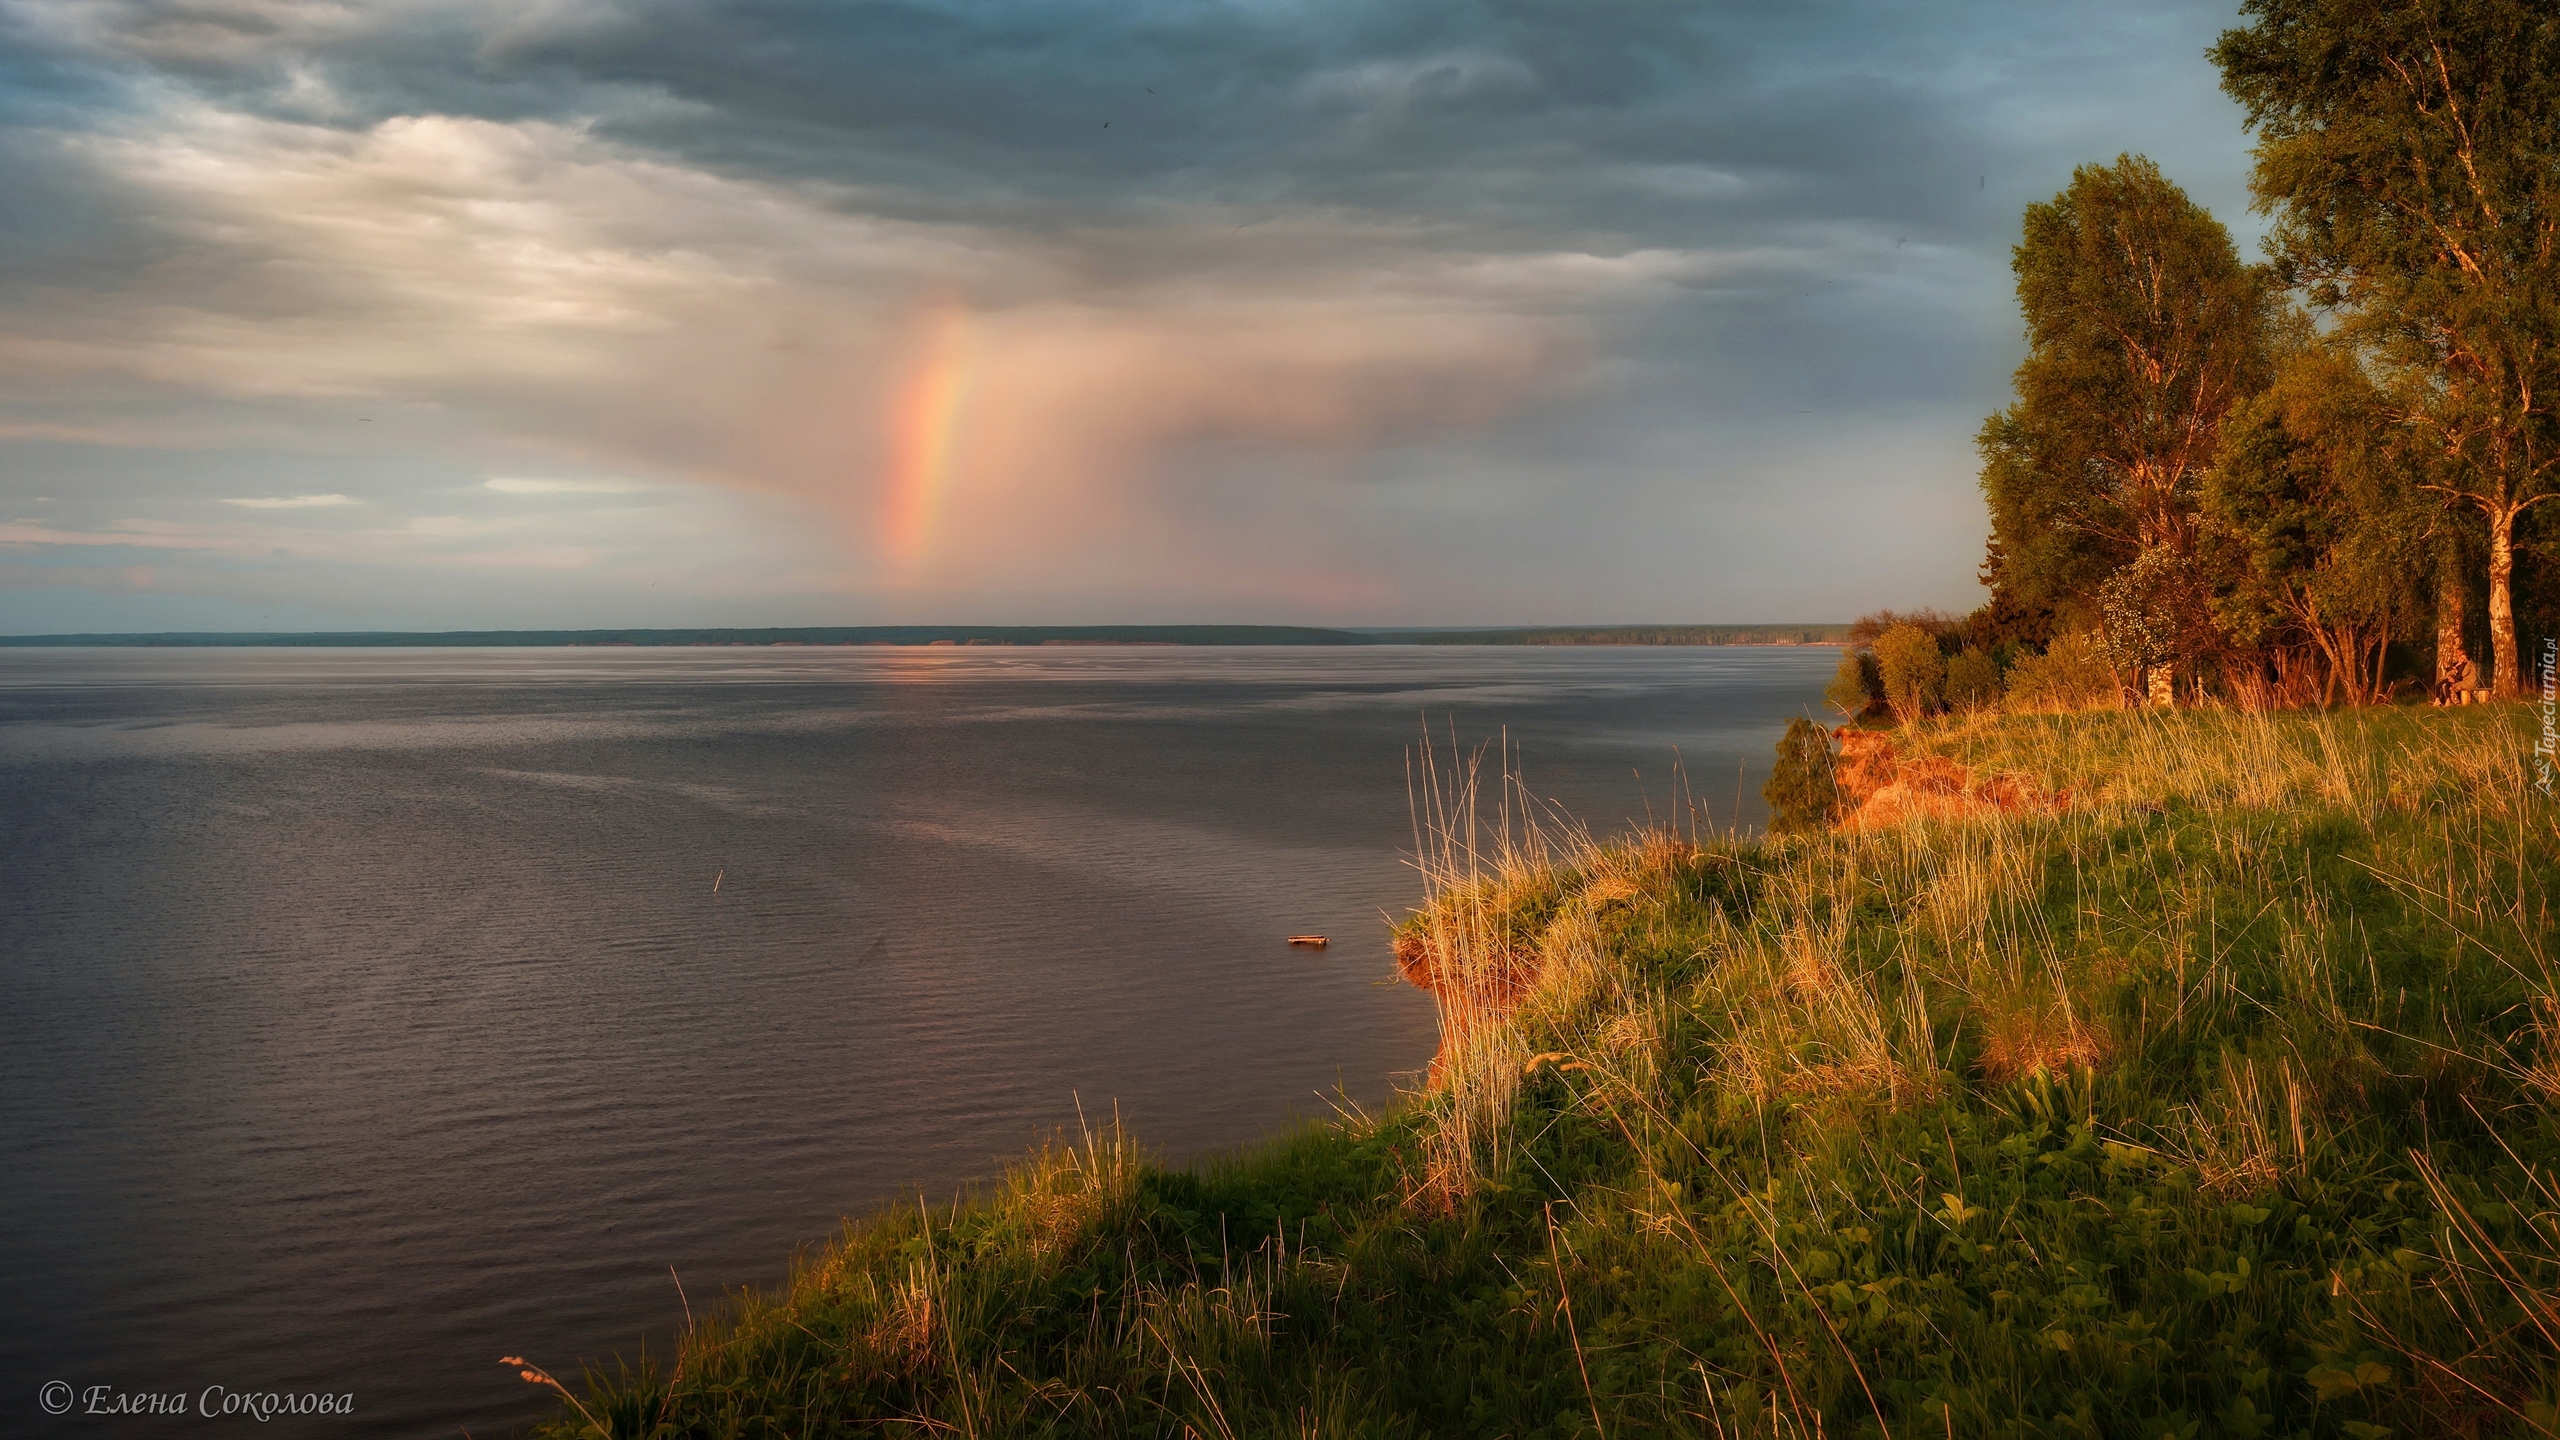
[0,624,1852,649]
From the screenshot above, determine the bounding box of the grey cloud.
[0,0,2259,337]
[0,0,2265,629]
[14,0,2244,241]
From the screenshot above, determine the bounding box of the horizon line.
[0,622,1855,648]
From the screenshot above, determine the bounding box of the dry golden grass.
[997,1106,1143,1262]
[871,1259,944,1374]
[2170,1052,2329,1198]
[1976,994,2110,1084]
[1402,704,2549,1182]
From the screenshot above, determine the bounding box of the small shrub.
[1762,717,1841,834]
[1873,623,1945,724]
[1823,647,1880,719]
[1945,647,2002,712]
[2003,629,2123,712]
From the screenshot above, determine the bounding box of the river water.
[0,645,1835,1437]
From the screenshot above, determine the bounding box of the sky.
[0,0,2265,633]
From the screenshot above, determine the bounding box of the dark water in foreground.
[0,645,1835,1438]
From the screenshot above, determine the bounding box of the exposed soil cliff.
[1831,727,2067,828]
[1392,847,1677,1086]
[1392,926,1534,1086]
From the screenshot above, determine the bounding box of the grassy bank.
[541,705,2557,1439]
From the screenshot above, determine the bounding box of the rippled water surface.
[0,645,1835,1437]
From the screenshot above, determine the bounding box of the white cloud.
[220,493,355,508]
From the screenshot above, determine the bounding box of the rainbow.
[879,296,973,573]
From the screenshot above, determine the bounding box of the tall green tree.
[2218,0,2560,696]
[1980,156,2277,635]
[2205,341,2431,704]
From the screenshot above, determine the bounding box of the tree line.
[1854,0,2560,723]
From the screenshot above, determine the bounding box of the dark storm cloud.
[516,0,2169,241]
[12,0,2239,255]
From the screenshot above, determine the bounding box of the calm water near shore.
[0,645,1834,1437]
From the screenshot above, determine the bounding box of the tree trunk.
[2305,622,2342,707]
[2436,549,2471,702]
[2489,503,2519,697]
[2323,624,2373,707]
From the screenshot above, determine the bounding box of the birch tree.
[2218,0,2560,694]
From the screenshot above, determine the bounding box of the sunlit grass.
[538,702,2559,1438]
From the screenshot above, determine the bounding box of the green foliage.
[1944,648,2002,712]
[1848,608,1963,647]
[2005,629,2123,712]
[2096,545,2222,686]
[2217,0,2560,694]
[2522,502,2560,654]
[1872,622,1946,724]
[1824,647,1879,720]
[1980,155,2275,627]
[1965,542,2059,653]
[2205,342,2431,704]
[1761,716,1841,833]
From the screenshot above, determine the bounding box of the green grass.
[538,704,2559,1439]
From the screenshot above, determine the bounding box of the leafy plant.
[1944,647,2003,713]
[2206,341,2431,705]
[1872,622,1946,724]
[1762,716,1841,834]
[1823,646,1879,720]
[2003,629,2122,713]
